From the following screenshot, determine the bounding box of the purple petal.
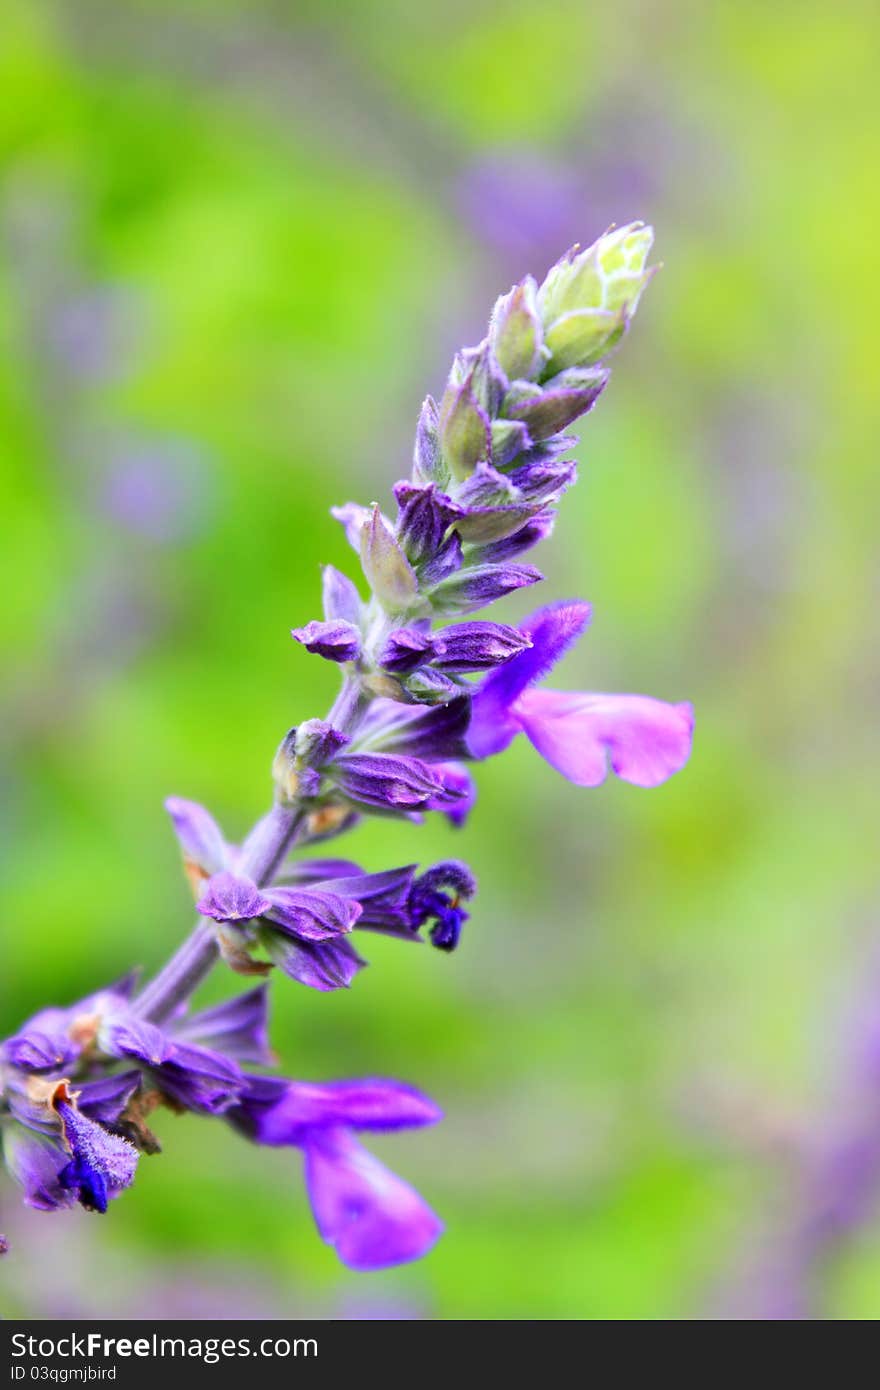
[321,565,362,624]
[504,366,608,439]
[507,458,577,506]
[455,460,520,508]
[425,762,476,827]
[393,481,463,567]
[157,1042,243,1114]
[432,621,532,673]
[412,395,442,485]
[3,1026,78,1074]
[418,529,463,588]
[291,619,362,663]
[105,1017,175,1067]
[467,600,592,759]
[311,866,418,934]
[514,689,694,787]
[303,1129,443,1271]
[263,887,361,940]
[378,627,436,675]
[280,858,364,884]
[55,1098,138,1212]
[75,1073,142,1126]
[330,501,372,552]
[165,797,229,877]
[174,986,271,1066]
[357,695,471,762]
[331,753,450,812]
[430,562,542,615]
[2,1126,73,1211]
[481,510,555,562]
[196,870,272,924]
[108,1018,245,1112]
[231,1076,441,1144]
[262,932,367,992]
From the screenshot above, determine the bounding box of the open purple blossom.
[2,224,691,1274]
[228,1076,443,1271]
[469,601,693,787]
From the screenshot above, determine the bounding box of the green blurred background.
[1,0,878,1319]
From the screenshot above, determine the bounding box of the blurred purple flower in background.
[98,439,213,545]
[458,151,585,262]
[49,287,142,382]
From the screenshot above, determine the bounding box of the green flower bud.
[489,276,546,381]
[359,503,419,612]
[538,222,655,373]
[438,368,492,482]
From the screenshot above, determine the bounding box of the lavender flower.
[1,225,692,1272]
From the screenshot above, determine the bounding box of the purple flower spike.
[303,1128,443,1271]
[469,600,693,787]
[292,619,362,663]
[55,1092,138,1213]
[0,228,684,1270]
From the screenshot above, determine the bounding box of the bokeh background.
[1,0,878,1320]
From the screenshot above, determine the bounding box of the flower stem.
[132,675,369,1023]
